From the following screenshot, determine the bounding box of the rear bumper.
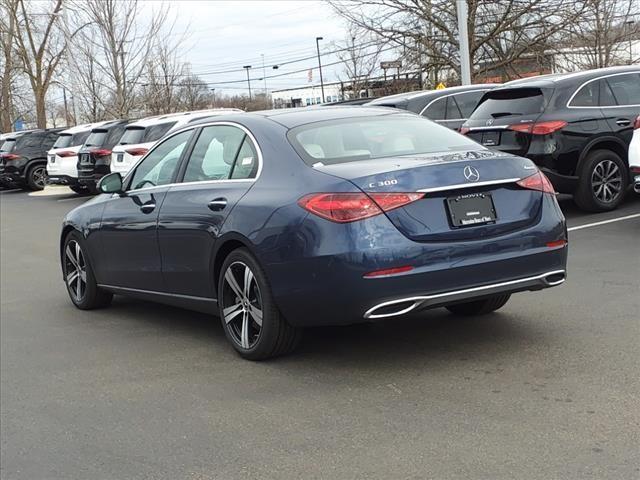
[47,174,79,186]
[364,269,565,319]
[540,168,578,194]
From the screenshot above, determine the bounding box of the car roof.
[58,121,110,135]
[126,109,243,129]
[89,119,129,132]
[185,106,407,130]
[367,84,501,105]
[502,65,640,89]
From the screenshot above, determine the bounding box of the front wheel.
[574,150,628,212]
[218,248,300,360]
[63,232,113,309]
[445,294,511,316]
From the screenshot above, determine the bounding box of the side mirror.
[98,172,123,194]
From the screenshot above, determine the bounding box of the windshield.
[53,131,90,149]
[0,139,16,153]
[84,130,108,147]
[470,87,549,120]
[288,115,480,166]
[119,127,145,145]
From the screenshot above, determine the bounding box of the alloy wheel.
[32,166,47,189]
[591,159,622,204]
[221,261,263,349]
[65,240,87,302]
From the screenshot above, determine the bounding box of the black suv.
[461,66,640,211]
[0,128,63,190]
[76,120,129,193]
[366,84,500,130]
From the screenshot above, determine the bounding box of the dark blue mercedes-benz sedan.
[60,107,568,360]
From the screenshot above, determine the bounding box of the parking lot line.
[567,212,640,232]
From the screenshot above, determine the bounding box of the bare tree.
[10,0,68,128]
[141,42,188,115]
[177,74,211,111]
[556,0,640,70]
[330,0,586,84]
[0,0,19,131]
[333,26,385,98]
[69,0,170,118]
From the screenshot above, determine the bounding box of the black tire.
[445,294,511,316]
[69,185,89,195]
[218,248,300,360]
[25,163,47,191]
[574,150,628,212]
[62,231,113,310]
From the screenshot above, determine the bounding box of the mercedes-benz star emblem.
[486,119,494,126]
[463,165,480,182]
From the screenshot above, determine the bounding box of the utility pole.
[456,0,472,85]
[261,53,268,108]
[315,37,325,102]
[61,87,69,127]
[210,88,216,108]
[243,65,252,101]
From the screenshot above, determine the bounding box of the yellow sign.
[436,82,446,90]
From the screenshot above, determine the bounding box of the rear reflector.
[631,166,640,174]
[0,153,19,161]
[517,171,555,194]
[509,121,567,135]
[125,147,149,156]
[546,239,567,248]
[634,116,640,130]
[364,265,414,278]
[459,127,470,135]
[298,192,424,223]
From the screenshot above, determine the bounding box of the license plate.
[49,154,55,163]
[482,131,500,146]
[446,193,497,228]
[117,153,124,162]
[80,154,91,164]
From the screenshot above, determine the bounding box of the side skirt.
[97,284,218,315]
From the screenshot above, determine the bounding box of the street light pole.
[626,21,635,65]
[243,65,252,102]
[456,0,472,85]
[315,36,325,102]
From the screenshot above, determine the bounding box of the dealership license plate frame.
[446,193,497,228]
[481,131,501,146]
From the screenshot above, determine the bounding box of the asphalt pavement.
[1,186,639,480]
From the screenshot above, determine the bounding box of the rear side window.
[605,73,640,106]
[15,133,42,150]
[289,115,479,166]
[423,97,446,120]
[599,80,617,107]
[471,88,547,119]
[182,126,246,182]
[144,122,177,143]
[453,91,487,117]
[119,127,144,145]
[230,138,258,179]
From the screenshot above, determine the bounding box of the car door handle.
[616,119,631,126]
[140,203,156,214]
[208,198,227,211]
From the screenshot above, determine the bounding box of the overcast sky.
[143,0,350,95]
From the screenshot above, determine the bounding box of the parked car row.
[362,65,639,212]
[0,109,242,193]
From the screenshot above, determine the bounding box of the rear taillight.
[1,153,19,161]
[517,171,555,194]
[125,147,149,156]
[509,121,567,135]
[57,150,76,157]
[90,148,111,157]
[298,192,424,223]
[634,116,640,130]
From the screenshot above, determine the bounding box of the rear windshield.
[119,127,144,145]
[288,115,480,166]
[53,131,90,149]
[1,139,16,153]
[84,130,108,147]
[470,87,549,120]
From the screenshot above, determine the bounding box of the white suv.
[110,109,242,177]
[46,121,109,193]
[630,115,640,194]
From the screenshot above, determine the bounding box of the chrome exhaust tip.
[542,271,566,286]
[634,182,640,194]
[364,299,423,319]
